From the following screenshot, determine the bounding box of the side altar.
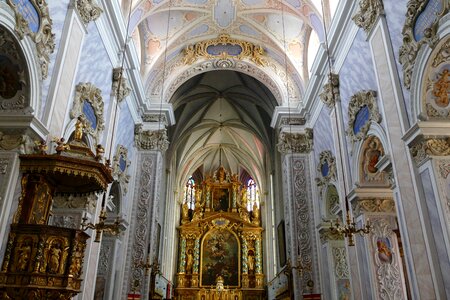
[175,167,265,300]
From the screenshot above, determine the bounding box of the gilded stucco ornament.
[399,0,448,89]
[7,0,55,79]
[70,82,105,144]
[134,124,169,152]
[315,150,337,188]
[410,136,450,166]
[277,129,313,154]
[112,67,132,102]
[346,90,381,144]
[112,145,131,195]
[352,0,384,35]
[422,37,450,119]
[182,34,268,67]
[319,73,340,109]
[74,0,103,25]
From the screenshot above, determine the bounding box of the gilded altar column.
[241,237,249,287]
[191,237,200,287]
[177,236,187,286]
[232,175,239,212]
[255,237,263,288]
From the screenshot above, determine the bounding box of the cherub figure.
[34,139,48,154]
[53,137,70,154]
[95,144,105,162]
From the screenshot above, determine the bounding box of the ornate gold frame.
[183,34,268,67]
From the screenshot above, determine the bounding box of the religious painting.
[212,187,230,212]
[200,229,239,287]
[376,237,393,264]
[277,220,287,267]
[337,279,351,300]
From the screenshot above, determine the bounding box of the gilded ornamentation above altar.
[7,0,55,79]
[75,0,103,25]
[183,34,268,67]
[277,129,313,154]
[352,0,384,35]
[354,198,396,216]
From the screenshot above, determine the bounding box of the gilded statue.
[239,189,250,222]
[53,137,70,154]
[181,202,189,224]
[47,242,63,274]
[192,200,205,221]
[69,243,83,277]
[95,144,105,162]
[34,139,48,154]
[186,249,194,274]
[74,116,86,141]
[16,241,32,271]
[248,252,255,272]
[252,202,260,225]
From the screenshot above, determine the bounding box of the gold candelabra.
[329,207,371,246]
[81,199,124,242]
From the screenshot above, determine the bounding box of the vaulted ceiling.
[123,0,337,188]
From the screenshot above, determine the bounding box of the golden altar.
[175,167,265,300]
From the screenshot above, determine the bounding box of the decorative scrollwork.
[69,82,105,144]
[352,0,384,35]
[183,34,268,67]
[74,0,103,25]
[399,0,447,89]
[346,90,381,144]
[319,73,340,109]
[277,129,313,154]
[7,0,55,79]
[134,125,169,152]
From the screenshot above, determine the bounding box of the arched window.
[246,178,259,211]
[184,176,196,209]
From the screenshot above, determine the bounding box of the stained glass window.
[83,101,97,130]
[184,177,196,210]
[246,178,259,211]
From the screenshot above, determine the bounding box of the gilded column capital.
[112,68,132,102]
[74,0,103,25]
[319,73,340,109]
[352,0,384,35]
[277,129,313,154]
[409,136,450,166]
[134,125,169,152]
